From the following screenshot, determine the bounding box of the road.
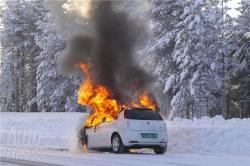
[1,150,249,166]
[0,157,61,166]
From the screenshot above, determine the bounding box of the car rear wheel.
[111,134,125,153]
[154,146,167,154]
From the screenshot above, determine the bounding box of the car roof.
[123,108,154,111]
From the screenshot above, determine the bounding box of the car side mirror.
[102,117,106,123]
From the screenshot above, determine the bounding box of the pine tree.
[229,0,250,117]
[35,3,82,112]
[161,0,234,118]
[0,0,43,112]
[145,0,184,117]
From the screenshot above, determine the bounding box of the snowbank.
[0,112,87,152]
[167,116,250,155]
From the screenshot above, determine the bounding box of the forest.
[0,0,249,119]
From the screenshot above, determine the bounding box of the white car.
[84,108,168,154]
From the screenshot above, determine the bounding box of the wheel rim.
[112,136,120,152]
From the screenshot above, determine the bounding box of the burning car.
[76,63,166,154]
[83,108,168,154]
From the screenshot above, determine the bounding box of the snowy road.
[2,151,248,166]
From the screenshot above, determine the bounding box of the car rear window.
[124,109,163,120]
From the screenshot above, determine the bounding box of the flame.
[77,63,157,127]
[138,92,157,110]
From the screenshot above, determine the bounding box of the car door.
[87,120,112,148]
[86,127,100,148]
[95,118,112,148]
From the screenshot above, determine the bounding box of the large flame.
[77,63,157,127]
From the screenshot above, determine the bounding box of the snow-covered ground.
[1,150,250,166]
[167,116,250,155]
[1,112,250,165]
[0,112,87,152]
[17,150,250,166]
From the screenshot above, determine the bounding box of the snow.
[163,75,174,93]
[0,112,87,152]
[227,0,241,17]
[180,7,190,19]
[195,0,204,7]
[245,32,250,38]
[168,116,250,155]
[190,70,199,95]
[210,62,216,70]
[180,69,189,83]
[21,151,250,166]
[1,113,250,156]
[1,113,250,165]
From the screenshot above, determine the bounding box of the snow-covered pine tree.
[169,0,234,118]
[0,0,43,112]
[145,0,185,117]
[35,2,82,112]
[229,0,250,117]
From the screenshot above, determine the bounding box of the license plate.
[141,133,157,139]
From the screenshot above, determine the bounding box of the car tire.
[111,134,125,153]
[154,146,167,154]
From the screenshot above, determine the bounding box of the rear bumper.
[126,142,167,149]
[121,130,168,148]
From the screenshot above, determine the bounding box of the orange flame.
[77,63,157,127]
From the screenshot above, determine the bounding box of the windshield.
[124,108,163,120]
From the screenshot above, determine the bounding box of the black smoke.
[62,0,153,103]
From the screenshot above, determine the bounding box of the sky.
[227,0,241,17]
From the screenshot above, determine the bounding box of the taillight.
[124,110,128,119]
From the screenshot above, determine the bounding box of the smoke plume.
[61,0,153,103]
